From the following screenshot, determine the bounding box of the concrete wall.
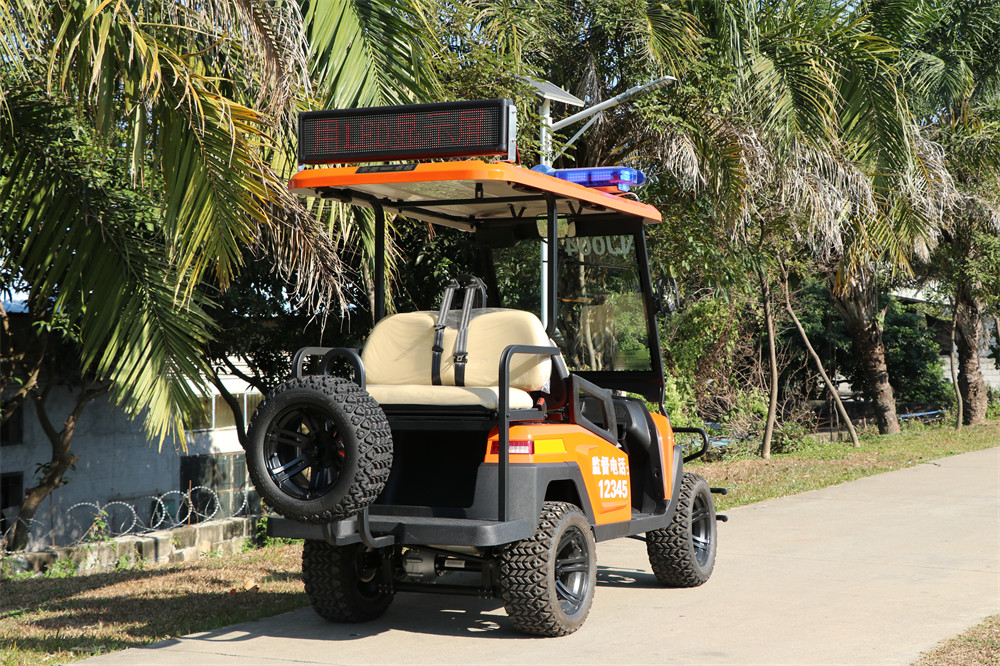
[6,516,259,575]
[1,386,250,551]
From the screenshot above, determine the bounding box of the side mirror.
[655,276,680,315]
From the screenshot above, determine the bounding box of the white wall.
[1,387,246,551]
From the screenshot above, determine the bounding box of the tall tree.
[0,0,429,550]
[905,0,1000,426]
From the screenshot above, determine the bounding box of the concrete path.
[85,447,1000,665]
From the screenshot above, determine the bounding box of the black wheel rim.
[691,491,713,565]
[264,404,344,500]
[355,547,384,600]
[554,525,591,615]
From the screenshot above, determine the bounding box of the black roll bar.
[497,344,561,521]
[544,194,558,337]
[373,199,386,323]
[674,426,712,462]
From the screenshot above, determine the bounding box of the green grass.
[690,422,999,511]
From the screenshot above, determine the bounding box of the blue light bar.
[532,164,647,192]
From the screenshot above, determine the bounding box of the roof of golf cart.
[288,160,662,231]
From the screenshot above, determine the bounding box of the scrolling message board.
[299,99,517,164]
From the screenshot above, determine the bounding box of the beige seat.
[361,309,552,410]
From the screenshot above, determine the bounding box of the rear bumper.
[267,512,532,547]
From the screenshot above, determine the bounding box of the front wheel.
[646,472,717,586]
[302,540,395,622]
[499,501,597,636]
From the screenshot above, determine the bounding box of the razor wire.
[3,484,259,550]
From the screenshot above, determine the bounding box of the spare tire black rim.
[264,404,345,500]
[554,525,591,615]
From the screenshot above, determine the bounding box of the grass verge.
[1,422,997,665]
[0,543,306,665]
[689,422,1000,512]
[914,614,1000,666]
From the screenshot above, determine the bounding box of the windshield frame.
[480,215,665,406]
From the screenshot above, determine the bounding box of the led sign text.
[299,100,515,164]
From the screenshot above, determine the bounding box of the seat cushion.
[366,384,535,410]
[362,308,552,390]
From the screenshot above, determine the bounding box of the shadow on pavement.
[142,565,660,648]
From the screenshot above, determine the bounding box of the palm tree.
[0,0,430,550]
[904,0,1000,426]
[643,0,945,437]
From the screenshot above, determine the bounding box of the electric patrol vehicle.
[245,99,721,636]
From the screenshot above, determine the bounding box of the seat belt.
[452,276,486,386]
[431,279,458,385]
[431,276,485,386]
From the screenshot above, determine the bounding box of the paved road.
[85,447,1000,665]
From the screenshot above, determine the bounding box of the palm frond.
[303,0,429,109]
[640,0,701,77]
[0,91,213,444]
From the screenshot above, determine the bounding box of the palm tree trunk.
[758,267,779,459]
[832,287,900,435]
[954,286,987,426]
[949,305,963,431]
[783,278,859,447]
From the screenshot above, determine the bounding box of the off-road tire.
[302,540,394,622]
[499,501,597,637]
[646,472,717,587]
[246,376,392,523]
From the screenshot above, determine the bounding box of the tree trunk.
[949,305,963,430]
[7,383,109,551]
[832,287,900,435]
[758,268,779,459]
[954,286,987,426]
[783,278,859,447]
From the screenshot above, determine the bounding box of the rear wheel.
[246,376,392,523]
[499,501,596,636]
[646,472,717,586]
[302,540,395,622]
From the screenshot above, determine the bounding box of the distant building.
[893,286,1000,391]
[2,304,260,551]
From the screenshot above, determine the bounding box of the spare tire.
[246,376,392,523]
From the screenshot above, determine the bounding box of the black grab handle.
[674,426,712,463]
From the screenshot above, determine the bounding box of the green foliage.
[44,557,79,579]
[85,510,110,544]
[250,514,296,549]
[393,221,480,311]
[987,386,1000,420]
[660,296,737,380]
[788,279,950,405]
[878,300,952,404]
[662,373,701,428]
[0,87,215,441]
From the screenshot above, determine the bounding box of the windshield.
[491,232,653,373]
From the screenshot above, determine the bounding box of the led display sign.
[298,99,517,164]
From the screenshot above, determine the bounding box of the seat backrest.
[362,308,552,391]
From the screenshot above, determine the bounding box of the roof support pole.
[540,98,553,329]
[545,194,558,337]
[373,200,386,323]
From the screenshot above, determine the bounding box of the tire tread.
[646,472,716,587]
[246,376,392,523]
